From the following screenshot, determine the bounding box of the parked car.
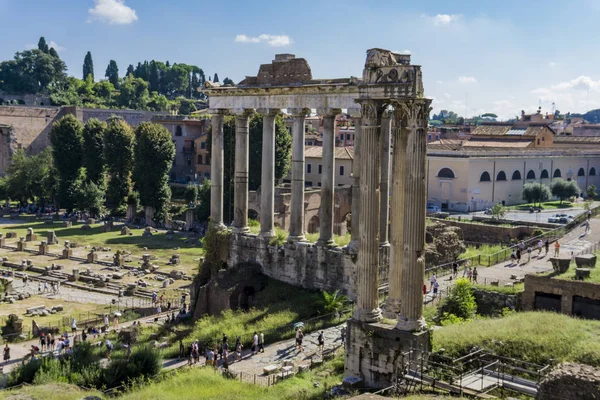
[426,205,441,214]
[548,213,573,224]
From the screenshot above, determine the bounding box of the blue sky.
[2,0,600,119]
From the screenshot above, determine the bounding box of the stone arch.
[437,167,456,179]
[553,169,562,178]
[526,169,536,180]
[480,171,491,182]
[578,167,586,177]
[590,167,597,176]
[511,170,522,180]
[307,215,320,234]
[496,171,507,181]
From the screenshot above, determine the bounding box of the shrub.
[103,345,161,388]
[268,230,287,246]
[8,358,43,385]
[441,278,476,321]
[321,290,349,314]
[184,185,198,204]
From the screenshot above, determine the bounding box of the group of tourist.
[182,330,268,368]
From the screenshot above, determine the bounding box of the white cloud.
[458,76,477,84]
[235,34,292,47]
[548,61,557,68]
[550,76,600,91]
[444,92,451,98]
[48,41,65,52]
[422,13,462,26]
[88,0,138,25]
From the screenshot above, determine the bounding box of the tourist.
[222,333,228,346]
[64,335,70,349]
[56,338,64,354]
[527,246,532,262]
[433,281,439,297]
[518,241,525,251]
[217,342,223,360]
[423,282,427,295]
[40,333,46,352]
[235,336,241,352]
[159,294,164,304]
[71,317,77,333]
[235,341,243,361]
[91,326,98,339]
[113,314,119,330]
[192,341,199,364]
[554,241,561,257]
[179,340,185,360]
[3,344,10,366]
[259,331,265,353]
[30,345,39,359]
[82,329,87,342]
[213,346,218,367]
[429,273,437,291]
[340,326,346,345]
[156,304,161,314]
[167,301,171,310]
[318,331,325,353]
[538,239,543,256]
[472,267,478,283]
[544,239,550,255]
[103,315,109,332]
[463,263,469,277]
[252,332,258,355]
[206,347,214,366]
[222,348,229,369]
[589,209,592,220]
[585,220,591,233]
[452,262,458,277]
[467,267,473,282]
[43,282,48,293]
[296,328,304,353]
[48,334,55,351]
[105,339,113,360]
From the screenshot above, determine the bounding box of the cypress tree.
[83,51,94,80]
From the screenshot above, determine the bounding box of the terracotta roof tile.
[304,146,354,160]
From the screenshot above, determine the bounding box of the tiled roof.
[305,146,354,160]
[470,125,511,136]
[462,139,532,148]
[554,136,600,143]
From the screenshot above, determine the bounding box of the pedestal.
[62,249,72,260]
[87,252,98,263]
[16,241,25,252]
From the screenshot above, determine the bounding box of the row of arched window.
[479,167,596,182]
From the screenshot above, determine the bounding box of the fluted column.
[317,108,340,246]
[288,108,310,242]
[258,109,279,238]
[384,107,408,317]
[354,100,383,323]
[396,100,431,332]
[210,110,226,228]
[379,111,392,246]
[232,109,252,234]
[348,110,361,252]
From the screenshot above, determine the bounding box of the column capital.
[355,99,386,126]
[257,108,281,116]
[391,99,432,129]
[231,108,255,118]
[347,108,362,119]
[316,108,342,117]
[288,108,311,117]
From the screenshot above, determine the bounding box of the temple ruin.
[204,48,431,388]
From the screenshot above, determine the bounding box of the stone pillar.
[317,108,340,246]
[353,100,383,323]
[288,108,310,242]
[348,110,361,252]
[396,100,431,332]
[210,110,226,228]
[233,109,252,234]
[126,204,136,221]
[185,209,195,230]
[258,109,279,238]
[379,112,392,246]
[38,241,48,256]
[384,108,409,317]
[144,206,155,227]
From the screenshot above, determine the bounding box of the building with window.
[289,146,354,187]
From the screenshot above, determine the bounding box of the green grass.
[433,311,600,367]
[305,232,351,247]
[459,244,507,266]
[473,282,524,294]
[543,251,600,284]
[511,200,581,210]
[0,220,204,268]
[0,383,103,400]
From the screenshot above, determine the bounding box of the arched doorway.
[307,215,319,234]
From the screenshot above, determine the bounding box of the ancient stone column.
[384,107,409,317]
[379,111,392,246]
[396,100,431,332]
[233,109,252,234]
[353,100,383,323]
[348,110,361,252]
[317,108,340,246]
[210,110,226,228]
[258,109,279,238]
[288,108,310,242]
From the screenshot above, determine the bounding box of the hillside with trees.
[0,36,234,114]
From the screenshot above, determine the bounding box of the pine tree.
[149,61,160,92]
[126,64,135,77]
[213,73,219,83]
[37,37,49,53]
[83,51,94,80]
[105,60,119,87]
[48,48,59,58]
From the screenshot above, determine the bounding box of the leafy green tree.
[104,118,135,208]
[76,179,105,216]
[83,51,94,80]
[321,290,349,313]
[222,77,234,85]
[37,37,49,53]
[551,179,580,204]
[522,182,551,204]
[442,278,476,321]
[0,49,66,93]
[586,185,597,199]
[213,73,219,83]
[105,60,119,87]
[49,115,84,210]
[118,74,149,109]
[82,118,106,185]
[126,64,135,77]
[178,98,196,115]
[6,149,29,203]
[48,48,58,58]
[195,179,211,222]
[489,203,507,220]
[184,185,198,204]
[133,122,175,219]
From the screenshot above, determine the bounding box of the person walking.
[71,318,77,334]
[545,239,550,256]
[340,326,346,345]
[317,331,325,353]
[105,339,113,360]
[463,263,469,277]
[235,341,243,361]
[296,328,304,352]
[516,248,522,264]
[554,241,561,257]
[588,209,592,221]
[430,273,437,292]
[252,332,258,355]
[538,239,543,256]
[40,333,46,352]
[258,331,264,353]
[467,267,473,282]
[113,314,119,330]
[432,281,439,297]
[452,262,458,277]
[585,220,591,233]
[527,246,532,262]
[179,340,185,360]
[103,315,109,333]
[472,267,478,283]
[2,344,10,367]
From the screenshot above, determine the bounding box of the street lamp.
[539,161,543,209]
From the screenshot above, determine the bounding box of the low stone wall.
[433,218,541,244]
[228,233,390,299]
[522,274,600,317]
[538,363,600,400]
[472,288,520,316]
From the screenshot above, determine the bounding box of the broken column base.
[344,319,431,389]
[62,249,72,259]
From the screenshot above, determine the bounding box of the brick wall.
[434,218,541,244]
[522,274,600,316]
